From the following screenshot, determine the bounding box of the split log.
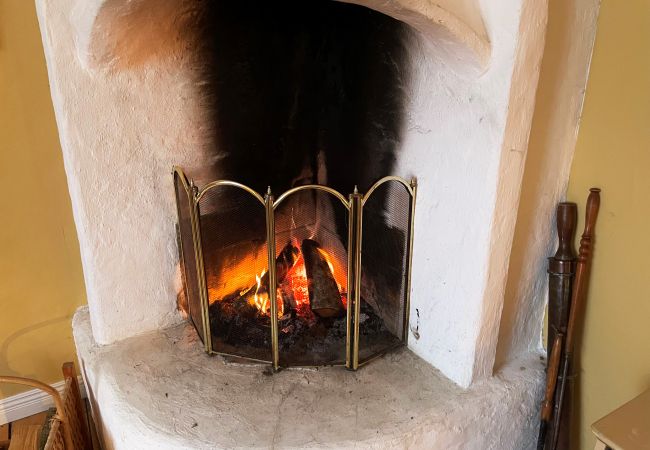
[209,241,301,348]
[301,239,344,318]
[279,280,297,310]
[275,241,302,282]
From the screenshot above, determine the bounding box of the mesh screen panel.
[174,173,205,343]
[274,189,349,367]
[174,171,414,368]
[358,180,412,363]
[197,185,271,362]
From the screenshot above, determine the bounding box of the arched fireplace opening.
[172,1,417,369]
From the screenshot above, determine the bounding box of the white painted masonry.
[395,0,548,386]
[495,0,602,367]
[36,0,210,348]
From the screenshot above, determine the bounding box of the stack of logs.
[221,239,345,322]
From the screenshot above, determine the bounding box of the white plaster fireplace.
[37,0,556,447]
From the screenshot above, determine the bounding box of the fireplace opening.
[171,0,415,369]
[174,169,416,369]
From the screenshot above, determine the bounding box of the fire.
[279,246,348,319]
[285,253,311,316]
[250,269,285,318]
[316,247,346,292]
[318,248,335,274]
[252,270,266,311]
[206,250,267,305]
[207,240,347,320]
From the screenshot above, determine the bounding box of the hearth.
[173,167,416,370]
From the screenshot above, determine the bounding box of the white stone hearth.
[74,307,544,450]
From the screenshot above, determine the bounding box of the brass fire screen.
[173,167,416,370]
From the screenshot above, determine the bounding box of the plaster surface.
[38,0,550,387]
[340,0,491,67]
[473,0,548,381]
[36,0,210,345]
[396,0,548,386]
[495,0,601,367]
[74,307,545,450]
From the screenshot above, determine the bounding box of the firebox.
[173,167,416,370]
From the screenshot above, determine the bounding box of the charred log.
[208,290,269,349]
[279,280,296,311]
[301,239,344,318]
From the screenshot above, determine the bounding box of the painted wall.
[0,0,86,398]
[566,0,650,448]
[495,0,600,368]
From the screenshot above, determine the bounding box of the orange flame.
[250,269,285,318]
[316,247,346,292]
[206,243,347,319]
[253,270,266,311]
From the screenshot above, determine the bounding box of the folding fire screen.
[173,167,416,370]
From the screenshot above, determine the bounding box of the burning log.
[210,241,300,342]
[237,241,300,307]
[301,239,344,318]
[279,280,297,311]
[275,241,301,282]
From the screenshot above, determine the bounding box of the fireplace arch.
[70,0,491,72]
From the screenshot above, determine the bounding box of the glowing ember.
[279,246,348,319]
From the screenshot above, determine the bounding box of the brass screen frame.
[173,166,416,371]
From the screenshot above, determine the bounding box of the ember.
[209,239,358,364]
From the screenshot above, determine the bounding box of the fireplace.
[173,167,416,369]
[38,0,557,444]
[39,0,545,387]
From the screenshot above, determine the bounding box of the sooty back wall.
[199,0,411,195]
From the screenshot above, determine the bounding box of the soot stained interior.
[199,0,411,195]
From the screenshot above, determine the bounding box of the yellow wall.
[567,0,650,448]
[0,0,86,398]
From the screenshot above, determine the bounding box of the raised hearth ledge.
[74,307,544,449]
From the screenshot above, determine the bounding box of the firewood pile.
[209,239,391,363]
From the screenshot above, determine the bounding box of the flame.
[318,248,335,274]
[206,250,267,305]
[250,246,348,318]
[250,269,284,318]
[252,270,264,311]
[205,242,347,319]
[287,254,311,314]
[316,247,347,294]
